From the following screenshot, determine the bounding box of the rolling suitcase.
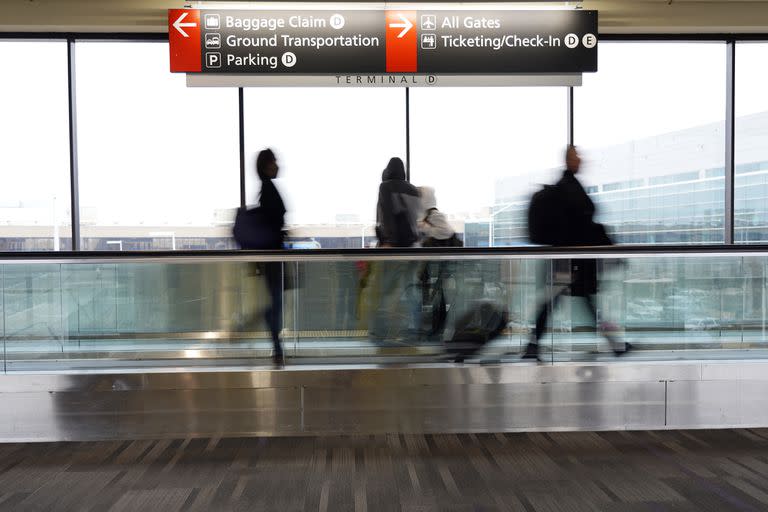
[445,302,508,362]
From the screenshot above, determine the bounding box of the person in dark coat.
[370,157,421,340]
[256,148,286,366]
[524,146,630,360]
[375,157,421,248]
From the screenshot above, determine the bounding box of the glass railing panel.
[550,255,763,362]
[622,256,746,353]
[231,261,277,342]
[507,258,538,355]
[62,263,119,336]
[548,257,642,362]
[294,257,539,360]
[0,266,3,353]
[293,260,370,357]
[742,256,768,347]
[1,249,768,372]
[3,260,299,371]
[3,264,64,363]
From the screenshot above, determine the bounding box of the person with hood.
[376,157,421,248]
[256,148,286,366]
[370,157,421,340]
[524,145,630,361]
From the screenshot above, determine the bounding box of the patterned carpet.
[0,430,767,511]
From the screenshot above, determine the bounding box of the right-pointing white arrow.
[389,14,413,38]
[173,12,197,38]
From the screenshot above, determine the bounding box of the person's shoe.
[613,342,633,357]
[272,350,285,368]
[522,343,540,360]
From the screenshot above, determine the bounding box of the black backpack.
[392,211,418,247]
[528,184,566,245]
[389,193,419,247]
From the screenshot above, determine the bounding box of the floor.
[1,430,768,511]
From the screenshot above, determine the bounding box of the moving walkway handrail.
[2,244,768,264]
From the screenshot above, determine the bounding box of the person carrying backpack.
[370,158,421,341]
[524,145,631,360]
[375,157,420,248]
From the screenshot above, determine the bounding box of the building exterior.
[470,110,768,246]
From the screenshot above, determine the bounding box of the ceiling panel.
[0,0,767,33]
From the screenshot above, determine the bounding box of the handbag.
[232,207,281,249]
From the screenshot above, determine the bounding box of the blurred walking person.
[524,145,631,360]
[418,186,461,340]
[370,157,421,341]
[255,149,286,366]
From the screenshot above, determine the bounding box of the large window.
[575,42,726,244]
[75,42,239,250]
[2,37,763,252]
[243,88,406,248]
[0,41,71,251]
[735,43,768,244]
[409,87,567,246]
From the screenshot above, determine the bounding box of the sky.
[2,40,768,230]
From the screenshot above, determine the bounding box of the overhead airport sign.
[169,8,597,75]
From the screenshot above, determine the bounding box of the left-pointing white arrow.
[173,12,197,38]
[389,13,413,38]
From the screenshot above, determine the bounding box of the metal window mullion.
[567,86,574,146]
[405,87,411,182]
[725,41,736,245]
[238,87,246,208]
[67,38,81,251]
[2,266,5,374]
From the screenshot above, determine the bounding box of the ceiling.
[1,0,767,34]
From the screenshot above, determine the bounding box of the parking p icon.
[206,52,221,68]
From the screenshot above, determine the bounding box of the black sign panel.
[169,8,597,74]
[417,11,597,73]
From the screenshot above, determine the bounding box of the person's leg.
[431,262,449,339]
[420,262,431,307]
[440,261,458,341]
[582,294,630,355]
[371,261,404,340]
[264,261,284,363]
[401,261,421,339]
[580,294,601,338]
[524,291,563,358]
[524,261,559,359]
